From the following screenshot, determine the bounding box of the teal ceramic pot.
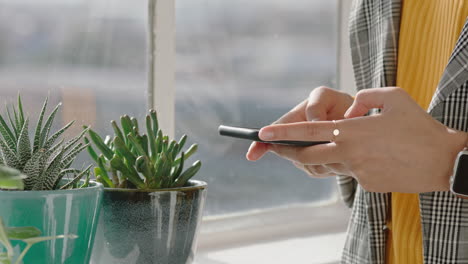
[91,180,207,264]
[0,181,103,264]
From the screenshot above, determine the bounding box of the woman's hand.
[254,87,467,193]
[246,86,354,178]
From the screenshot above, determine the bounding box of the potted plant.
[0,166,78,264]
[88,110,207,264]
[0,96,103,264]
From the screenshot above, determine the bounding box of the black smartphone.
[218,125,329,146]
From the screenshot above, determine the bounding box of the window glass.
[175,0,338,215]
[0,0,148,163]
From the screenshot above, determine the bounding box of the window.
[1,0,339,216]
[0,0,148,150]
[1,1,350,261]
[175,0,339,216]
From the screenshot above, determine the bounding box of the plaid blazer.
[339,0,468,263]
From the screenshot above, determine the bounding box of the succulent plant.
[0,96,91,191]
[86,110,201,189]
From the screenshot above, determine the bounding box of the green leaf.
[84,137,99,162]
[16,119,31,170]
[127,134,146,157]
[0,252,11,264]
[160,153,173,188]
[59,165,92,190]
[0,138,19,169]
[42,121,74,150]
[88,129,114,160]
[135,156,153,181]
[151,154,164,188]
[111,120,125,144]
[137,135,148,156]
[145,116,156,157]
[31,148,65,190]
[62,128,88,155]
[17,95,24,127]
[174,144,198,166]
[172,152,184,182]
[0,218,13,259]
[96,156,114,188]
[156,130,163,154]
[131,117,139,134]
[166,141,177,160]
[60,143,88,170]
[22,234,77,244]
[120,115,134,141]
[94,167,107,187]
[110,155,144,188]
[38,102,61,149]
[33,97,48,152]
[6,226,41,240]
[177,135,187,155]
[0,166,25,190]
[113,137,136,164]
[174,160,201,187]
[149,110,159,138]
[0,115,17,151]
[5,107,18,139]
[22,149,49,190]
[12,107,20,137]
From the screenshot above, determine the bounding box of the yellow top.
[386,0,468,263]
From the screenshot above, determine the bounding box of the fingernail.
[247,151,259,161]
[246,143,256,160]
[259,129,274,140]
[247,143,255,153]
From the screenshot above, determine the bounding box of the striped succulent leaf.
[22,149,49,190]
[16,118,32,170]
[0,96,90,191]
[33,97,48,152]
[31,148,65,190]
[0,137,19,168]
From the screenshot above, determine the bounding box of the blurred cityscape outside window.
[0,0,337,216]
[175,0,338,215]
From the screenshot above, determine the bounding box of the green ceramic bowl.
[0,181,103,264]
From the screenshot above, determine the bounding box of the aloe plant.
[0,217,76,264]
[86,110,201,189]
[0,96,91,191]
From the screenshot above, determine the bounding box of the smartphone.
[218,125,329,146]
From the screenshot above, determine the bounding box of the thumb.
[344,88,395,118]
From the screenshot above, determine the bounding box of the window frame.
[149,0,355,252]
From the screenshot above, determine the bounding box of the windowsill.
[196,200,350,264]
[195,232,346,264]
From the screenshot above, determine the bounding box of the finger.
[306,165,332,174]
[293,162,336,177]
[324,163,350,175]
[274,100,308,124]
[246,141,271,161]
[269,143,343,164]
[344,87,400,118]
[259,120,349,142]
[305,87,334,121]
[305,101,327,122]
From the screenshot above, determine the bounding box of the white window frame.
[149,0,356,253]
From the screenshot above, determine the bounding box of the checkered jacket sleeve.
[341,0,468,263]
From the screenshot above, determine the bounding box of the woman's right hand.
[246,86,354,177]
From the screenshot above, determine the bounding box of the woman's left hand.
[257,87,467,193]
